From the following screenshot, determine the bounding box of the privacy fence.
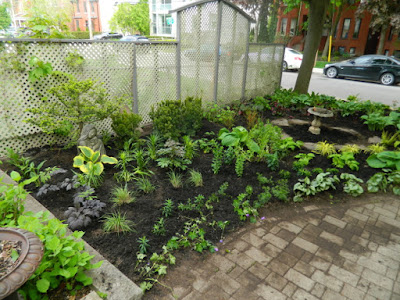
[0,0,284,156]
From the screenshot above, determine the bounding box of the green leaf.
[79,146,94,160]
[157,265,167,275]
[100,155,118,165]
[91,151,101,162]
[246,140,261,153]
[10,171,21,182]
[46,236,60,251]
[36,278,50,293]
[73,156,85,168]
[92,162,104,176]
[75,271,93,286]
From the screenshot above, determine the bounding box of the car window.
[384,59,394,65]
[371,58,387,65]
[353,57,371,64]
[390,57,400,65]
[289,49,301,55]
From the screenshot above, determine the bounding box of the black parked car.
[323,55,400,85]
[93,32,123,40]
[120,35,149,42]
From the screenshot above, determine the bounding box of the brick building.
[71,0,101,32]
[277,3,400,58]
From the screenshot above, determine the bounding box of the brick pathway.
[146,194,400,300]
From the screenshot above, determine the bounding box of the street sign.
[166,17,174,25]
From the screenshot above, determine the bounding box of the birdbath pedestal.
[307,107,334,135]
[0,228,44,300]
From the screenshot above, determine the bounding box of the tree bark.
[376,26,387,55]
[294,0,329,94]
[258,0,271,43]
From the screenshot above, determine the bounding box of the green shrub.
[111,110,142,145]
[150,97,202,140]
[67,31,102,39]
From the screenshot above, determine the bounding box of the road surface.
[281,70,400,106]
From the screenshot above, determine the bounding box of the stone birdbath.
[307,107,334,135]
[0,228,44,300]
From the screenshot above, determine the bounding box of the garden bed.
[0,110,386,289]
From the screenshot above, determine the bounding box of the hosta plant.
[293,172,339,202]
[366,151,400,171]
[73,146,118,187]
[367,171,400,195]
[340,173,364,197]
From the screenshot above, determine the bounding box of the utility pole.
[86,0,93,39]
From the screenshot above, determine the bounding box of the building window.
[152,0,156,11]
[341,18,351,39]
[349,47,355,54]
[75,19,79,30]
[90,1,95,13]
[289,19,297,36]
[160,0,171,11]
[84,1,87,13]
[160,14,172,34]
[338,46,345,54]
[280,18,287,35]
[394,50,400,58]
[76,0,80,12]
[353,18,361,38]
[152,14,157,34]
[334,22,339,38]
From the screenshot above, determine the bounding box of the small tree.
[0,2,11,30]
[109,0,150,36]
[26,72,123,138]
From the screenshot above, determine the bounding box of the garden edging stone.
[0,169,143,300]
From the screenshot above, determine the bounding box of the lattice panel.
[245,44,284,99]
[217,3,248,105]
[136,43,177,124]
[180,1,218,104]
[0,40,134,156]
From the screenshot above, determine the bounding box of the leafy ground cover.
[1,89,399,297]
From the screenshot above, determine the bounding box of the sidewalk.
[313,68,324,74]
[147,194,400,300]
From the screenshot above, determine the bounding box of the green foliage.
[111,185,135,206]
[16,212,101,299]
[265,153,280,171]
[138,236,150,254]
[167,218,215,253]
[218,126,260,153]
[65,51,85,68]
[73,146,118,188]
[156,139,191,170]
[153,218,166,235]
[248,122,284,159]
[313,141,336,156]
[136,178,156,194]
[114,150,135,183]
[211,145,224,174]
[232,187,258,223]
[6,148,58,187]
[0,2,11,30]
[329,152,359,171]
[271,179,290,202]
[103,211,135,234]
[150,97,202,140]
[26,73,122,136]
[111,110,142,146]
[0,172,36,226]
[257,173,273,185]
[365,143,386,154]
[293,172,339,202]
[188,169,203,187]
[162,199,174,217]
[235,151,246,177]
[203,104,236,129]
[360,111,400,131]
[366,151,400,171]
[381,131,400,148]
[293,153,315,171]
[168,171,183,189]
[28,56,53,82]
[340,144,361,154]
[110,0,150,35]
[146,133,162,161]
[279,170,291,179]
[183,135,197,160]
[367,171,400,195]
[340,173,364,197]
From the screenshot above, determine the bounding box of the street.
[281,70,400,106]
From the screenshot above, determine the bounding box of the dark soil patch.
[0,112,381,293]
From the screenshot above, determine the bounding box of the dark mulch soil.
[0,110,381,290]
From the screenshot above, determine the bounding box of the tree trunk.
[294,0,329,94]
[376,26,387,55]
[258,0,271,43]
[254,16,260,42]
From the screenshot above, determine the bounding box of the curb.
[0,169,143,300]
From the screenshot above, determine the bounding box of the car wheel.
[282,61,288,71]
[326,67,338,78]
[380,73,395,85]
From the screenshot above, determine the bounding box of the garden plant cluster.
[1,49,400,299]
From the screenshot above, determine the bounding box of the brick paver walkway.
[147,195,400,300]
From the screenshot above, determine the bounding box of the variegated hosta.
[73,146,118,187]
